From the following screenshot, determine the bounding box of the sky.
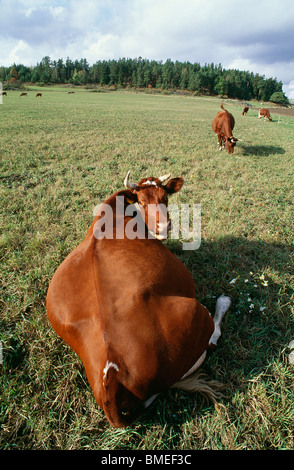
[1,0,294,98]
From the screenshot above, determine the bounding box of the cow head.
[225,136,239,154]
[124,171,184,240]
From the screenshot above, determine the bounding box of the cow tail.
[102,361,143,428]
[172,370,227,407]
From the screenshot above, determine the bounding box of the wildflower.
[254,284,258,288]
[260,274,265,280]
[249,304,254,309]
[250,272,253,275]
[262,280,268,287]
[247,297,251,302]
[244,279,249,283]
[260,307,266,311]
[230,277,238,284]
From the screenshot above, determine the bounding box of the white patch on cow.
[103,361,119,384]
[144,393,160,408]
[134,202,141,212]
[180,351,207,379]
[142,180,157,187]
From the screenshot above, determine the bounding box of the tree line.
[0,56,289,103]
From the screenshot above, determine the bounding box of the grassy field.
[0,87,293,450]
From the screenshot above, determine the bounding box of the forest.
[0,56,289,103]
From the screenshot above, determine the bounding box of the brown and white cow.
[46,172,231,428]
[242,106,249,116]
[258,108,272,121]
[212,104,240,153]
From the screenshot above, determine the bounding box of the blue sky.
[1,0,294,97]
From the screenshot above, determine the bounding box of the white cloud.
[49,6,65,18]
[283,80,294,99]
[8,39,30,65]
[0,0,293,89]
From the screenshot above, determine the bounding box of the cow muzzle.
[146,205,171,240]
[154,218,172,240]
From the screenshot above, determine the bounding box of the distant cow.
[242,106,249,116]
[47,171,231,428]
[20,93,27,97]
[67,91,75,94]
[259,108,272,122]
[36,93,42,97]
[212,104,240,153]
[1,92,7,96]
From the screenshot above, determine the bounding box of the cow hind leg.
[209,295,231,348]
[171,295,231,402]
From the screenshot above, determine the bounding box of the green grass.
[0,88,293,450]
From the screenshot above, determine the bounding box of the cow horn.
[124,170,138,189]
[158,173,171,183]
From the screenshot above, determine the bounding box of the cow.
[67,91,75,94]
[1,92,7,96]
[242,106,249,116]
[20,92,27,97]
[36,93,42,97]
[212,104,240,153]
[46,171,231,428]
[259,108,272,121]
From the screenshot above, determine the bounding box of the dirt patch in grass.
[267,107,294,117]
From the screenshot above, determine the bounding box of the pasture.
[0,88,293,450]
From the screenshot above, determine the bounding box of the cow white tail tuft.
[172,370,227,405]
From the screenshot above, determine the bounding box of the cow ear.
[164,177,184,194]
[123,190,138,205]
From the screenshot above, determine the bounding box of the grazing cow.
[259,108,272,121]
[1,92,7,96]
[20,92,27,97]
[212,104,240,153]
[36,93,42,97]
[46,171,231,428]
[242,106,249,115]
[67,91,75,94]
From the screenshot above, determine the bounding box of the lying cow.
[47,172,231,427]
[212,104,240,153]
[259,108,272,121]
